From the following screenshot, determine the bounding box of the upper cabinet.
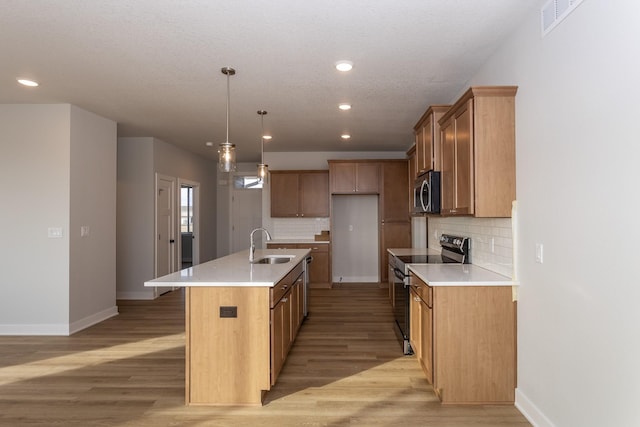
[438,86,517,217]
[270,170,329,218]
[413,105,450,177]
[328,161,380,194]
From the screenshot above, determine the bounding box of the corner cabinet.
[438,86,517,217]
[328,161,380,194]
[270,170,329,218]
[409,274,516,404]
[413,105,450,177]
[185,261,304,405]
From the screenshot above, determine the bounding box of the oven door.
[392,267,412,355]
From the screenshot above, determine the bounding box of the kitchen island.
[145,248,311,406]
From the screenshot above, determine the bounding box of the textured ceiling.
[0,0,537,162]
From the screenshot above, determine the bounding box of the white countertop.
[269,239,330,245]
[144,248,311,287]
[387,247,441,257]
[408,264,516,287]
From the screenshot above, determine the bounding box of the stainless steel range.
[388,234,471,354]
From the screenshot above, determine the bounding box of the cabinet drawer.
[410,275,432,307]
[270,262,304,307]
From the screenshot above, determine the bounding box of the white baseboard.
[0,323,70,335]
[0,305,118,336]
[68,306,119,335]
[116,290,156,300]
[515,388,555,427]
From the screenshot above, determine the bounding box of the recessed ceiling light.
[17,78,38,87]
[338,103,351,111]
[263,135,272,140]
[335,61,353,72]
[341,134,351,140]
[205,141,214,147]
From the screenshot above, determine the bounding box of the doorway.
[179,180,200,269]
[155,174,177,297]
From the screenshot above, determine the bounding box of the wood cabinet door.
[330,162,356,193]
[416,126,426,175]
[423,118,434,173]
[420,299,433,384]
[440,119,455,214]
[270,301,285,386]
[300,172,329,217]
[271,172,300,217]
[453,100,474,215]
[355,163,380,193]
[409,288,421,360]
[289,282,300,341]
[381,161,409,222]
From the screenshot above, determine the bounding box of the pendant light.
[257,110,268,182]
[218,67,237,172]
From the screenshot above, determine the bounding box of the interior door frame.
[178,178,201,267]
[154,173,177,298]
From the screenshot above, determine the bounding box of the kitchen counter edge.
[144,248,311,288]
[408,263,518,287]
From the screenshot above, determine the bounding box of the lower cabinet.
[270,275,305,385]
[267,242,331,286]
[410,274,516,404]
[185,261,304,405]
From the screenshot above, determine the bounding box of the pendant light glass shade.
[218,67,237,173]
[218,142,236,173]
[257,110,268,183]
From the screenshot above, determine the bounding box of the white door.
[155,174,176,296]
[231,178,263,253]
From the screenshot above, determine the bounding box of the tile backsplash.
[427,216,513,278]
[270,217,331,240]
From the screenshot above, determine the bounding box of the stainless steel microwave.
[413,171,440,214]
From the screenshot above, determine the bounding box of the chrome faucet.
[249,227,272,262]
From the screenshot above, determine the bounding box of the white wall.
[69,106,118,332]
[0,104,117,335]
[116,138,155,299]
[465,1,640,425]
[117,137,218,299]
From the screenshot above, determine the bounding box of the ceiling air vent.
[541,0,585,37]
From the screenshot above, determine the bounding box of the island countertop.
[144,248,311,287]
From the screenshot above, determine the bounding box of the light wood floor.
[0,285,530,426]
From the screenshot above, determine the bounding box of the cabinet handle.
[283,285,288,289]
[414,297,420,302]
[282,298,288,303]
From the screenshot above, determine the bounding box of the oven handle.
[393,267,407,282]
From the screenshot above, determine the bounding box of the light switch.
[348,225,353,232]
[48,227,63,238]
[535,243,544,263]
[81,226,90,237]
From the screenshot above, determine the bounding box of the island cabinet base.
[185,287,271,406]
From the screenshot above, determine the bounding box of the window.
[181,186,193,233]
[233,175,263,189]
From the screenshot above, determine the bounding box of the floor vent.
[541,0,585,37]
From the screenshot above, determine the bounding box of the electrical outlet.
[535,243,544,264]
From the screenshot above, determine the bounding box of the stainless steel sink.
[251,255,294,264]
